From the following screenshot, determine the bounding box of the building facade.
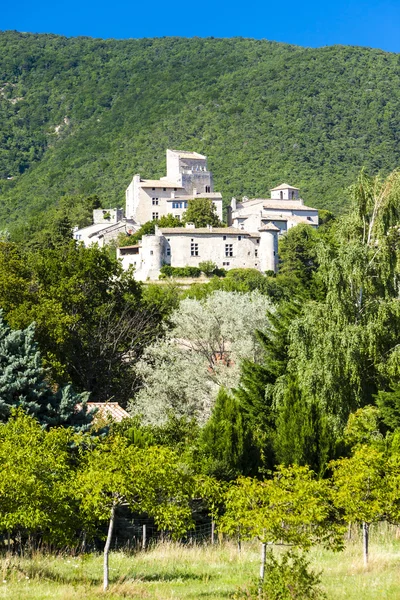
[229,183,319,235]
[73,151,318,280]
[125,149,223,224]
[118,223,279,281]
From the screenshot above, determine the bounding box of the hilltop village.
[74,150,319,280]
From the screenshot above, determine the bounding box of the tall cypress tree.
[200,387,260,479]
[273,376,334,474]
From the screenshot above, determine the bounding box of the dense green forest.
[0,31,400,239]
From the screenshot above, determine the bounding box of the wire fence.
[112,517,217,551]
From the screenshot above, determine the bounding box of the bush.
[199,260,217,276]
[198,260,227,278]
[160,265,201,278]
[233,550,326,600]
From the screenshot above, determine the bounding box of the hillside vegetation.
[0,32,400,237]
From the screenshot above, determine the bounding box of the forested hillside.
[0,31,399,238]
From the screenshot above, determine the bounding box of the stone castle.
[74,149,319,280]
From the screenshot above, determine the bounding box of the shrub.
[160,265,201,278]
[233,550,326,600]
[199,260,218,276]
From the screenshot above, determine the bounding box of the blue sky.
[2,0,400,52]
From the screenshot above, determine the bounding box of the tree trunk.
[363,521,369,567]
[103,503,116,591]
[258,542,267,595]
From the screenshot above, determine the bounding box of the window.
[166,247,171,256]
[223,261,230,266]
[174,215,181,220]
[205,185,211,193]
[163,187,166,191]
[172,202,183,209]
[150,250,153,255]
[225,244,233,257]
[223,235,227,241]
[152,198,159,205]
[152,212,159,220]
[152,187,155,191]
[238,235,242,241]
[255,249,258,257]
[174,188,177,191]
[191,242,199,256]
[280,191,283,199]
[184,201,188,208]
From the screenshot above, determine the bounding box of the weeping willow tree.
[288,169,400,430]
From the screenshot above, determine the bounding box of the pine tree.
[0,314,93,430]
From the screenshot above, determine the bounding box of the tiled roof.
[259,223,280,232]
[262,202,317,211]
[140,180,184,188]
[270,183,300,190]
[86,402,130,422]
[169,150,206,159]
[159,227,247,235]
[166,192,222,200]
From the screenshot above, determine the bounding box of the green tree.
[330,445,389,565]
[0,241,160,405]
[288,169,400,431]
[0,411,79,546]
[220,465,341,588]
[182,198,224,228]
[375,386,400,431]
[200,388,260,479]
[278,223,320,291]
[274,376,333,474]
[77,435,194,590]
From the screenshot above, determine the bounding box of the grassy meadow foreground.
[1,534,400,600]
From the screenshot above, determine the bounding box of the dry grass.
[0,528,400,599]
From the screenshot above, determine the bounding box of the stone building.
[73,208,136,247]
[118,222,279,281]
[125,149,223,224]
[73,150,318,279]
[228,183,319,234]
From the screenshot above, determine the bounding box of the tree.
[77,435,194,590]
[330,445,388,566]
[131,290,272,425]
[0,241,161,405]
[375,386,400,431]
[278,223,320,291]
[0,315,93,430]
[273,376,333,474]
[182,198,224,227]
[288,169,400,431]
[0,411,78,547]
[220,465,341,589]
[200,388,260,479]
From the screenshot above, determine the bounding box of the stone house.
[125,149,223,224]
[228,183,319,234]
[118,222,279,281]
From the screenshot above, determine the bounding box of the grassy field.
[1,530,400,599]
